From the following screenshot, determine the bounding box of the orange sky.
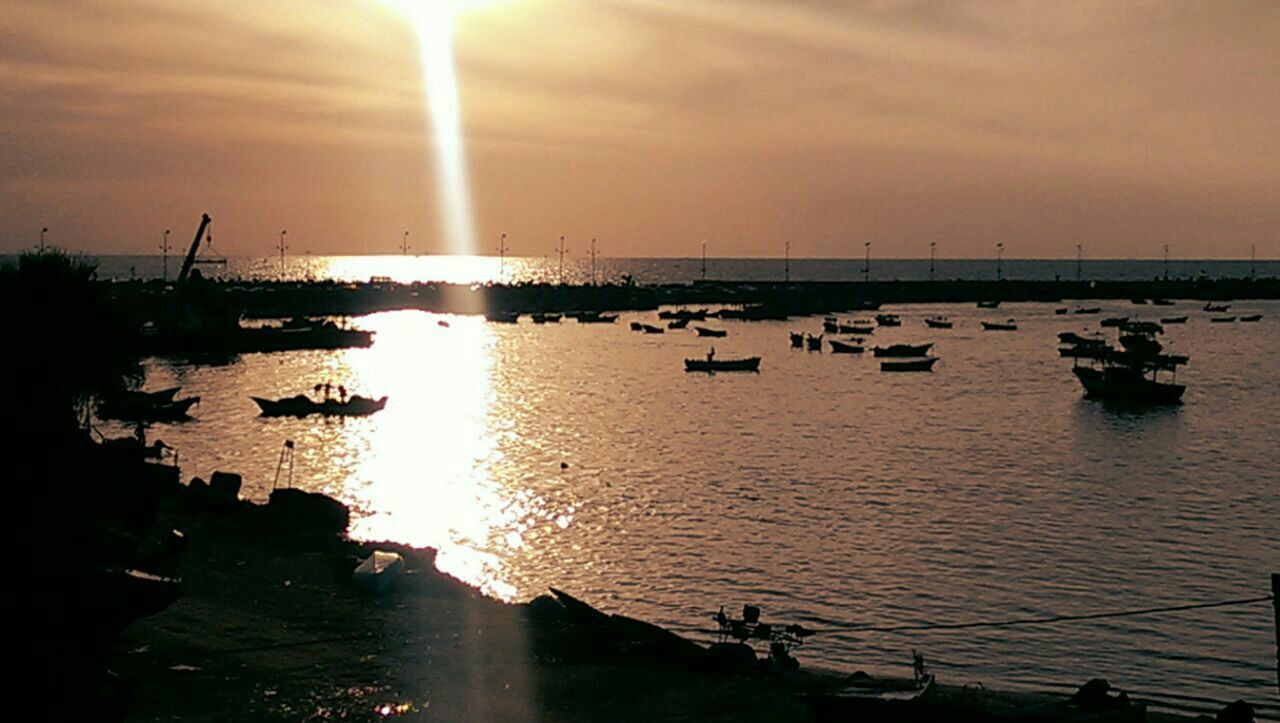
[1,0,1277,258]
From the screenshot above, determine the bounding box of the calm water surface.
[108,300,1279,713]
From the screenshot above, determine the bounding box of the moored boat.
[695,326,727,337]
[1099,316,1127,327]
[1209,316,1236,323]
[684,356,762,372]
[1203,302,1230,312]
[630,321,644,331]
[99,395,200,422]
[1058,332,1107,347]
[829,339,864,354]
[977,300,1000,308]
[1160,316,1187,324]
[881,357,939,372]
[667,318,691,329]
[806,334,823,351]
[641,324,665,334]
[1151,298,1174,306]
[982,320,1017,331]
[576,311,618,323]
[1240,314,1262,322]
[1074,307,1102,315]
[875,313,902,327]
[252,394,388,417]
[530,312,562,324]
[924,316,952,329]
[873,343,934,358]
[485,310,520,323]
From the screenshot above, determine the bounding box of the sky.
[1,0,1277,258]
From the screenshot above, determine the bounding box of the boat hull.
[881,357,938,372]
[1073,367,1184,404]
[684,357,761,372]
[253,395,388,417]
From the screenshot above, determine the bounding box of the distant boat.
[1203,303,1230,312]
[1160,316,1188,324]
[252,394,387,417]
[695,326,727,337]
[823,320,839,333]
[874,314,902,327]
[485,311,520,323]
[667,318,691,329]
[641,324,665,334]
[684,356,761,372]
[531,312,562,324]
[1055,308,1069,315]
[829,339,864,354]
[806,334,823,351]
[1058,332,1107,347]
[1209,316,1237,323]
[881,357,939,372]
[982,320,1017,331]
[1074,307,1102,315]
[577,311,618,324]
[99,394,199,422]
[1100,317,1128,328]
[1074,366,1184,404]
[1130,298,1148,305]
[630,321,644,331]
[1151,298,1174,306]
[924,316,952,329]
[1240,314,1262,322]
[977,300,1000,309]
[841,324,875,335]
[658,308,708,321]
[873,343,934,358]
[789,332,804,348]
[1119,320,1163,335]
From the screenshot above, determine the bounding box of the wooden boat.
[99,395,199,422]
[1058,332,1107,347]
[977,300,1001,308]
[1073,366,1184,404]
[1209,316,1237,323]
[806,334,823,351]
[1203,303,1230,312]
[531,312,562,324]
[1159,316,1187,324]
[1055,308,1069,315]
[252,394,388,417]
[667,318,691,329]
[924,316,953,329]
[1240,314,1262,322]
[873,343,934,357]
[684,356,761,372]
[1099,317,1127,327]
[1074,307,1102,315]
[829,339,864,354]
[982,320,1017,331]
[803,673,936,722]
[694,326,727,337]
[823,320,839,333]
[875,313,902,327]
[1119,320,1163,335]
[1130,298,1148,305]
[641,324,665,334]
[629,321,644,331]
[485,310,520,323]
[577,312,618,323]
[658,308,708,321]
[1151,298,1174,306]
[881,357,939,372]
[789,332,804,348]
[840,324,875,335]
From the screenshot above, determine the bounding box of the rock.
[526,594,566,622]
[208,471,242,507]
[549,587,611,627]
[701,642,757,673]
[268,488,350,536]
[609,614,705,662]
[1217,700,1255,723]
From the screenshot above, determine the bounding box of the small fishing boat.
[99,395,199,422]
[1058,332,1107,347]
[1130,298,1148,305]
[641,324,665,334]
[695,326,727,337]
[1160,316,1187,324]
[789,332,804,348]
[531,312,562,324]
[485,310,520,323]
[629,321,644,331]
[840,324,875,335]
[823,320,839,333]
[977,300,1001,309]
[684,356,762,372]
[1209,316,1237,323]
[1119,320,1163,335]
[667,318,691,330]
[829,339,864,354]
[982,320,1017,331]
[1074,307,1102,315]
[875,313,902,327]
[806,334,823,351]
[873,343,934,357]
[577,311,618,323]
[1055,308,1069,315]
[881,357,939,372]
[252,394,388,417]
[924,316,953,329]
[1240,314,1262,322]
[1099,317,1128,328]
[1203,303,1230,312]
[1151,298,1174,306]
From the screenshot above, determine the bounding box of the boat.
[658,308,708,321]
[1160,316,1187,324]
[629,321,644,331]
[695,326,727,337]
[98,395,200,422]
[875,314,902,327]
[924,317,952,329]
[1209,316,1237,323]
[1055,308,1069,315]
[531,312,562,324]
[684,356,762,372]
[1058,332,1107,347]
[667,318,691,329]
[641,324,665,334]
[485,310,520,323]
[829,339,864,354]
[1130,298,1148,305]
[789,332,804,348]
[881,357,939,372]
[873,343,934,358]
[1119,320,1163,335]
[1074,307,1102,315]
[252,394,388,417]
[1151,298,1174,306]
[977,300,1000,308]
[823,320,839,333]
[1072,339,1187,404]
[1099,317,1127,327]
[803,674,936,722]
[1203,303,1230,312]
[1059,345,1112,360]
[1240,314,1262,322]
[982,320,1017,331]
[577,311,618,323]
[806,334,823,351]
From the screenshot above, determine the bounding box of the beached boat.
[982,320,1017,331]
[1240,314,1262,322]
[829,339,864,354]
[924,316,953,329]
[881,357,939,372]
[1160,316,1187,324]
[252,394,387,417]
[977,300,1001,308]
[695,326,727,337]
[803,672,936,722]
[875,313,902,327]
[1209,316,1237,323]
[1203,303,1230,312]
[873,343,934,358]
[684,356,762,372]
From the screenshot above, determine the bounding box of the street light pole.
[701,240,707,281]
[278,230,288,275]
[557,235,567,284]
[39,227,48,254]
[996,242,1004,281]
[590,237,598,286]
[1076,243,1083,282]
[498,233,508,279]
[784,241,790,283]
[929,241,936,281]
[863,241,871,282]
[401,231,410,255]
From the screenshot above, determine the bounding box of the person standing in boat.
[338,385,347,403]
[707,347,716,363]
